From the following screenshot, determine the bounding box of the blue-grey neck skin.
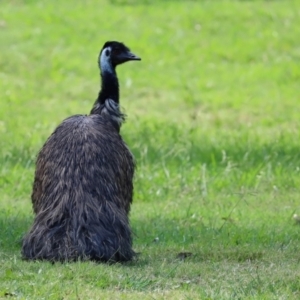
[94,47,120,108]
[90,47,123,130]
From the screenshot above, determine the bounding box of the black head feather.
[100,41,141,68]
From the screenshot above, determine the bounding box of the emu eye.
[105,49,110,57]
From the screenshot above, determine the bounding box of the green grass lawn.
[1,0,300,299]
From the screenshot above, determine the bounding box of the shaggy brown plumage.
[22,41,141,262]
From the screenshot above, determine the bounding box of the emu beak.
[123,51,141,61]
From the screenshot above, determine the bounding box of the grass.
[1,0,300,299]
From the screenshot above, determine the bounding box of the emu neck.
[98,70,119,104]
[91,50,120,115]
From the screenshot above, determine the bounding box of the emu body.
[22,41,140,262]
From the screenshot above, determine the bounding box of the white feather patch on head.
[99,46,113,73]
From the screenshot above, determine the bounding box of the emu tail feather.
[22,198,134,262]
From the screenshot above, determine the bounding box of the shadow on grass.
[126,120,300,172]
[2,211,299,264]
[1,121,300,261]
[0,121,300,177]
[0,213,31,256]
[2,119,300,171]
[131,214,300,263]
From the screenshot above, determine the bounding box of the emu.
[22,41,141,262]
